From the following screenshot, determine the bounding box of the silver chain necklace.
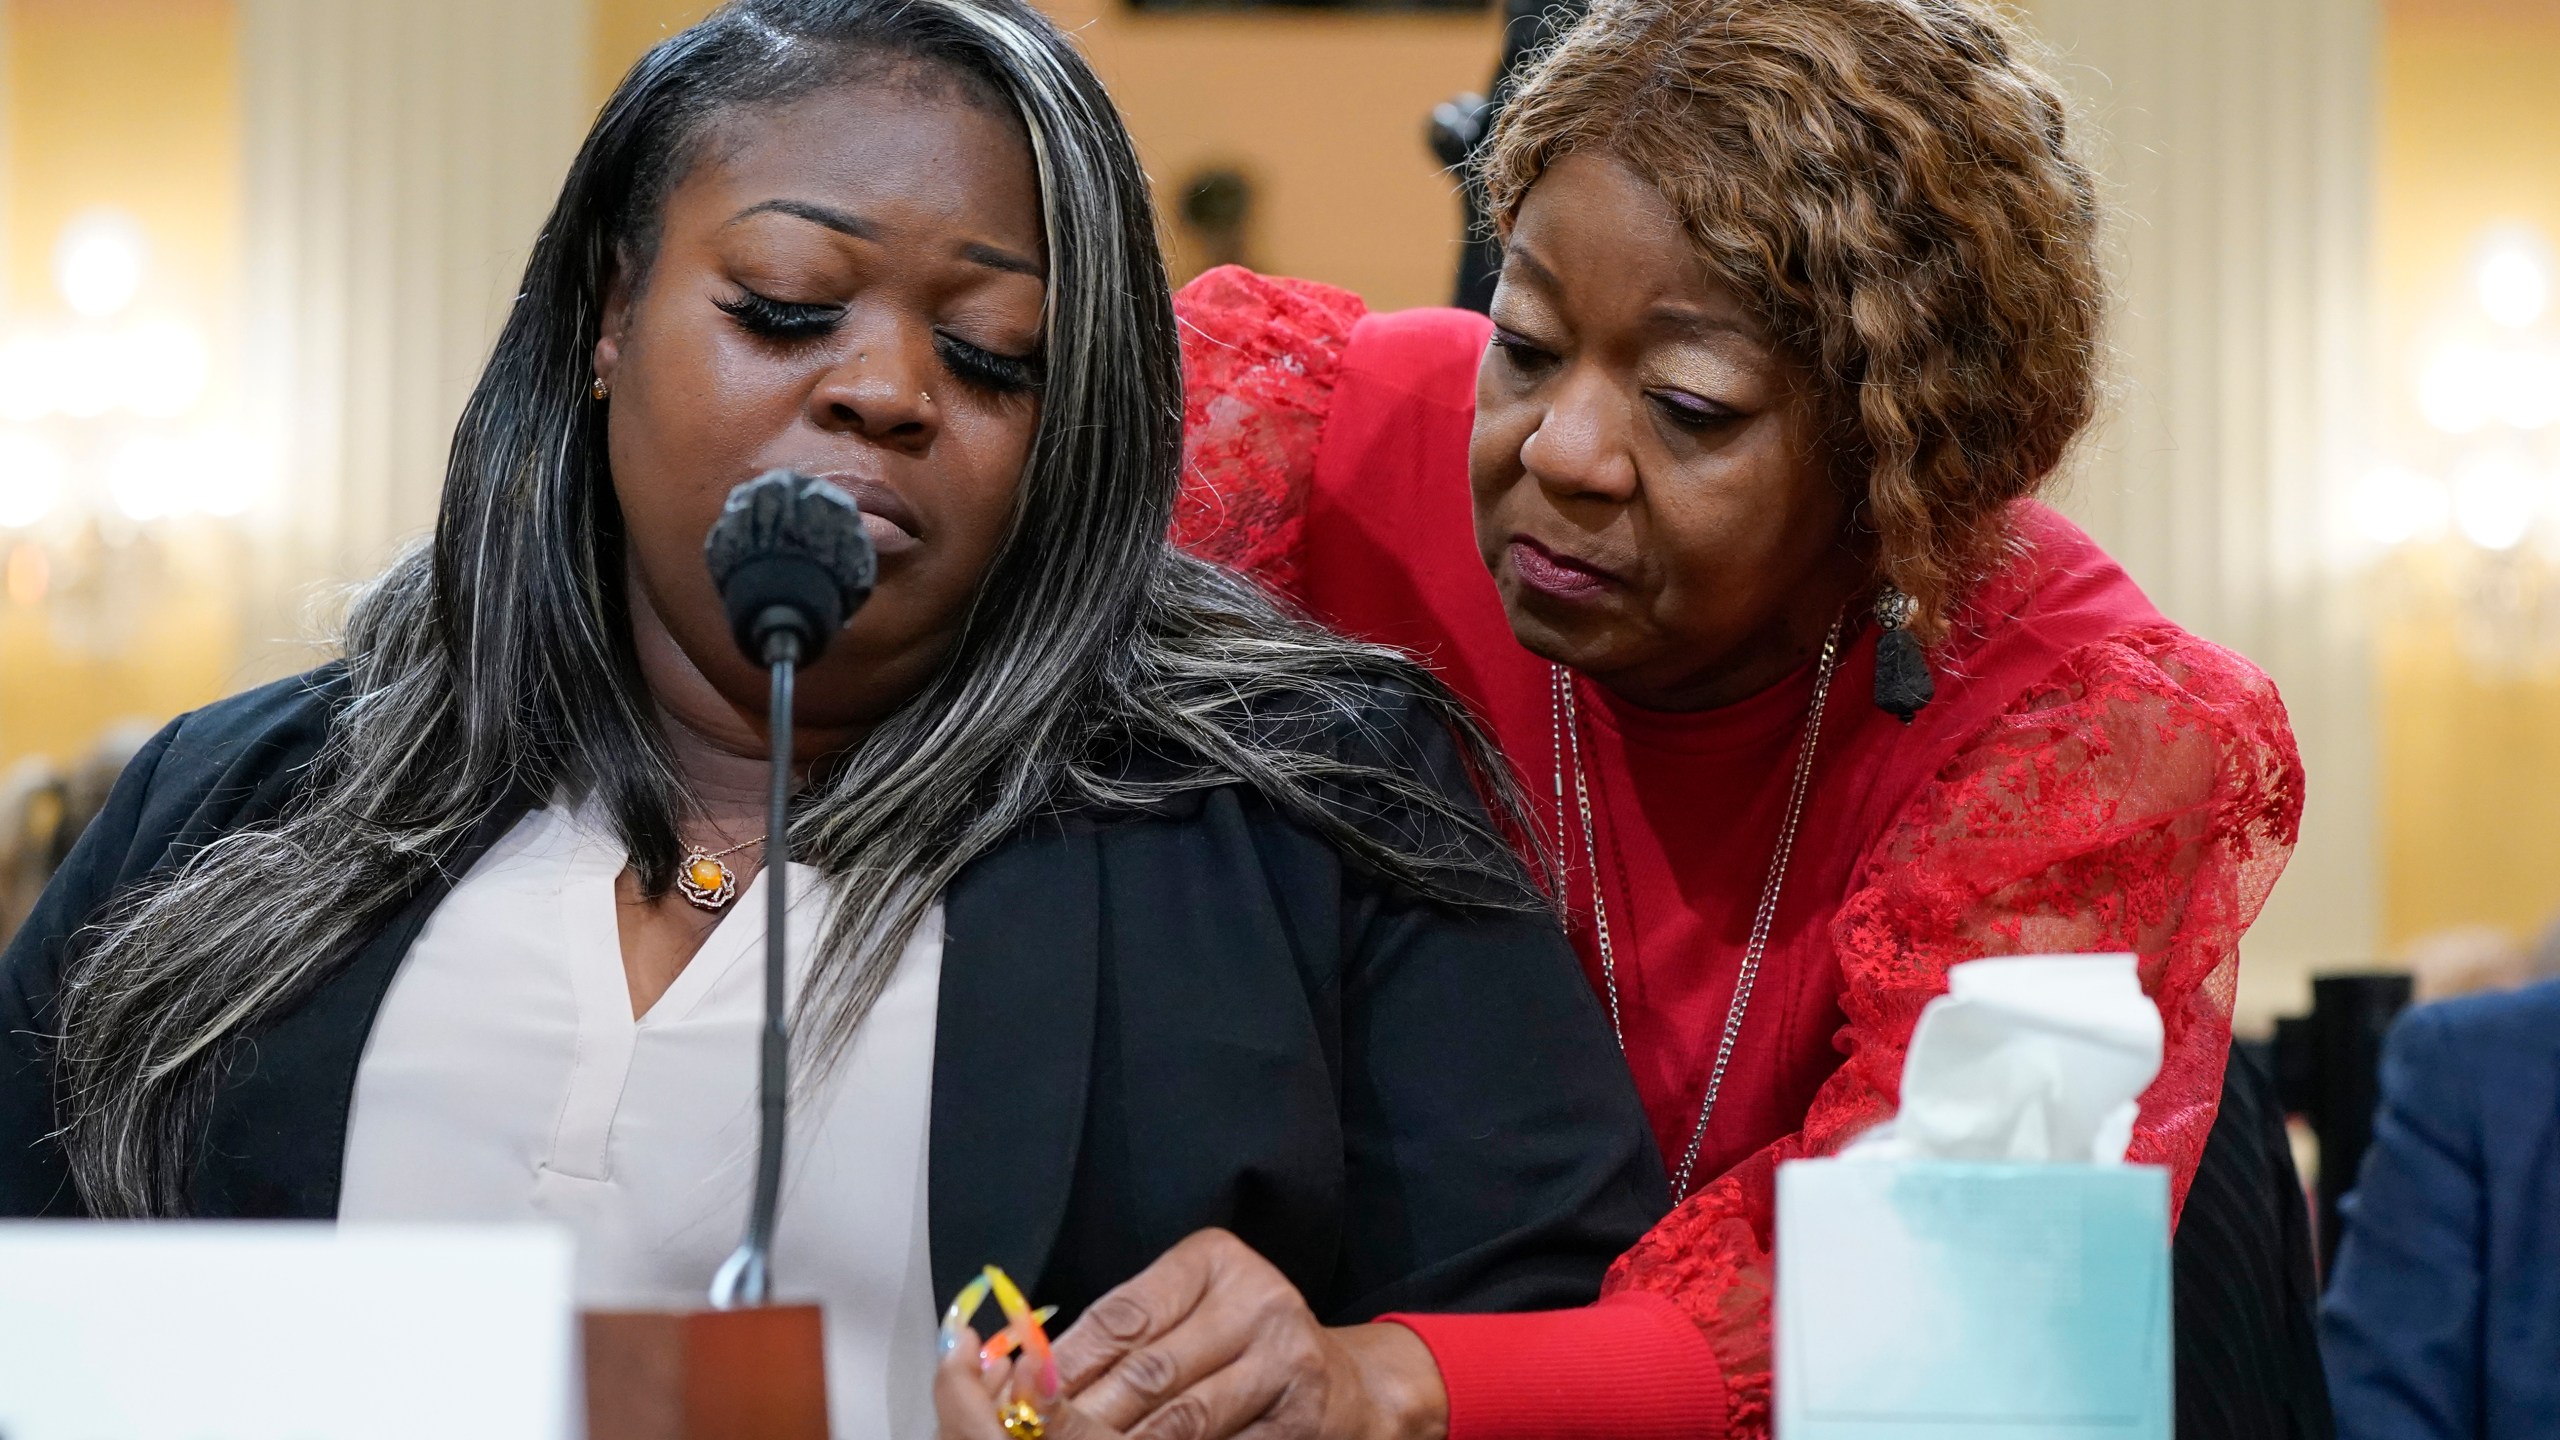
[1549,613,1846,1198]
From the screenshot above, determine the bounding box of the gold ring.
[997,1397,1047,1440]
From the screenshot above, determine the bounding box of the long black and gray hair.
[56,0,1532,1217]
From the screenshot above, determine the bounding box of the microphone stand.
[587,472,867,1440]
[711,631,799,1311]
[585,643,827,1437]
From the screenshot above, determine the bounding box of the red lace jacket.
[1169,267,2306,1440]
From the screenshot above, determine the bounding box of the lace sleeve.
[1600,625,2306,1436]
[1170,266,1367,594]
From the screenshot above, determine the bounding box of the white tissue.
[1844,954,2163,1165]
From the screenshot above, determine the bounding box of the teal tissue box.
[1776,1159,2171,1440]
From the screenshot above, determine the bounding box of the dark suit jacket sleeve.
[0,717,184,1216]
[2320,1003,2482,1440]
[1320,697,1667,1321]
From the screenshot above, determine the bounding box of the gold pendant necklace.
[674,832,767,912]
[1550,612,1846,1198]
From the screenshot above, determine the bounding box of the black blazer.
[0,669,1666,1325]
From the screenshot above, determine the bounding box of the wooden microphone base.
[583,1303,829,1440]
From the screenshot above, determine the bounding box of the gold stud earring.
[591,376,610,401]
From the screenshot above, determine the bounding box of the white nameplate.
[0,1222,574,1440]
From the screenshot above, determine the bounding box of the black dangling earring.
[1873,587,1933,724]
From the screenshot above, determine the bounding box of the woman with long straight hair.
[0,2,1663,1432]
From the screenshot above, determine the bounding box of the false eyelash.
[716,288,843,341]
[936,335,1044,396]
[718,287,1042,395]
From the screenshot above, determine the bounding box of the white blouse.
[339,804,942,1438]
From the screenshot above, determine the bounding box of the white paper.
[1844,954,2163,1165]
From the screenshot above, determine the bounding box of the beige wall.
[1035,0,1499,309]
[2373,1,2560,948]
[589,0,1501,311]
[2014,0,2382,1026]
[16,0,2547,970]
[0,0,245,769]
[592,0,714,105]
[10,0,1493,770]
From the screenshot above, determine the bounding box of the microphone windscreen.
[703,470,877,666]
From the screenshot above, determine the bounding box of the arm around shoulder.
[1320,682,1666,1318]
[1171,267,1367,592]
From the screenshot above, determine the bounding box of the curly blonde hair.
[1482,0,2104,641]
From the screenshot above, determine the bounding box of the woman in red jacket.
[936,1,2303,1436]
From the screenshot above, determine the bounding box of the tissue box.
[1776,1159,2170,1440]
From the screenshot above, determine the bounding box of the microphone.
[702,470,875,1310]
[704,468,878,670]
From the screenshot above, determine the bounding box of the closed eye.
[1649,389,1739,431]
[1489,326,1558,374]
[716,287,842,342]
[937,334,1043,396]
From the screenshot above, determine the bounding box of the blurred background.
[0,0,2556,1040]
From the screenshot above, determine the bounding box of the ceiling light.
[2496,345,2560,430]
[2354,463,2451,547]
[55,331,125,420]
[0,335,59,423]
[0,432,71,529]
[2420,345,2501,435]
[192,431,270,518]
[105,433,192,522]
[2479,231,2554,331]
[2452,445,2543,551]
[122,319,211,421]
[54,210,149,321]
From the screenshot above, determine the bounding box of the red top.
[1171,267,2306,1439]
